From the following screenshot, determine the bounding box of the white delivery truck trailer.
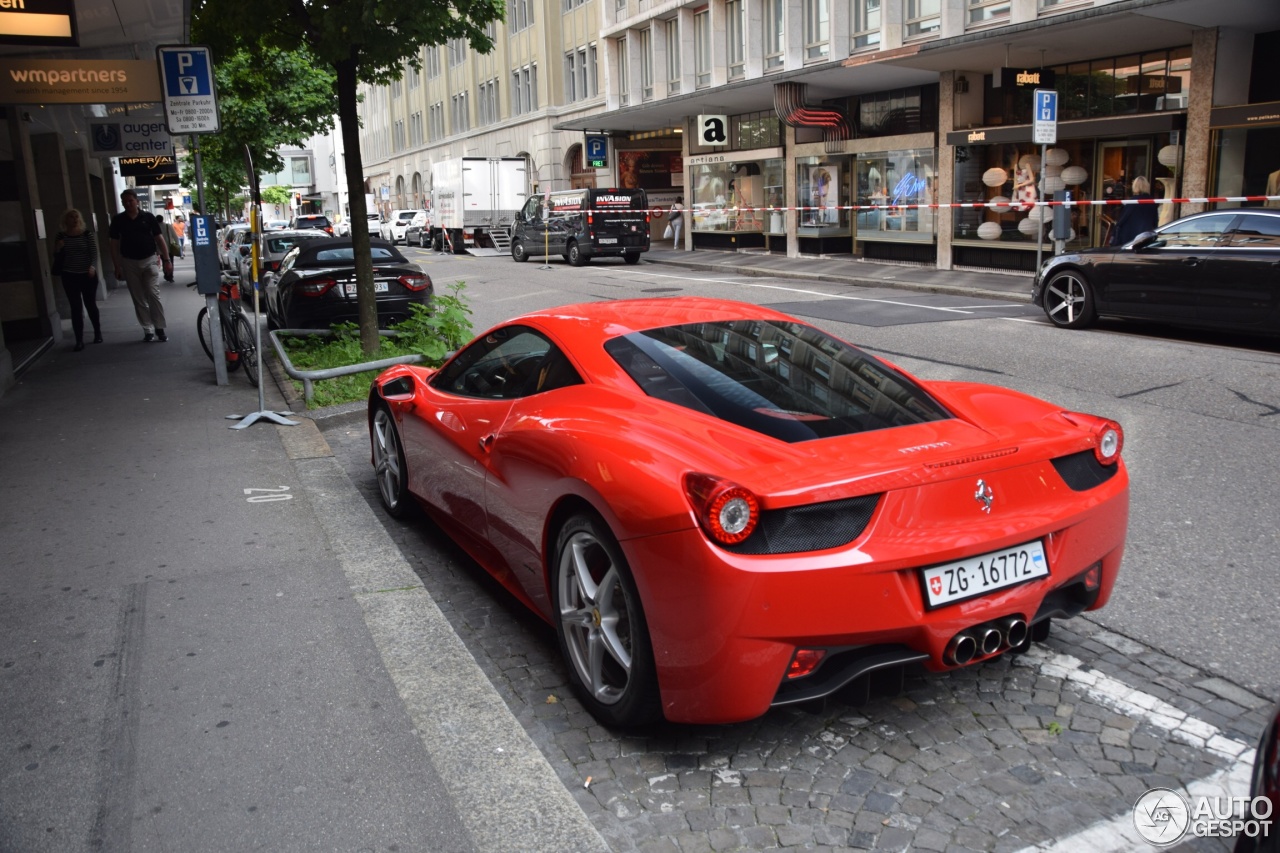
[429,157,527,254]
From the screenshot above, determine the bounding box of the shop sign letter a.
[699,115,728,145]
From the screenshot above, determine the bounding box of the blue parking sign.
[1033,89,1057,144]
[156,45,221,134]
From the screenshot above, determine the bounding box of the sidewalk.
[640,245,1036,303]
[0,255,605,853]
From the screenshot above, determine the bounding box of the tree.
[195,0,504,355]
[179,45,338,221]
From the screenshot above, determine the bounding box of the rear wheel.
[1042,271,1096,329]
[568,242,588,267]
[511,240,529,263]
[232,313,259,387]
[623,251,641,265]
[552,513,662,728]
[371,404,413,519]
[418,230,428,248]
[432,231,444,252]
[197,306,215,362]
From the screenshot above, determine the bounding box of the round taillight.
[1094,421,1123,464]
[684,473,760,545]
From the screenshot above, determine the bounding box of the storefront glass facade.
[854,149,936,243]
[689,157,785,234]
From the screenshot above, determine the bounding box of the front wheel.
[371,404,414,519]
[623,251,641,265]
[567,242,588,267]
[511,240,529,263]
[231,313,259,387]
[197,306,215,362]
[1042,271,1096,329]
[553,513,662,728]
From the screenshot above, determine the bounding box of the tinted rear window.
[267,235,321,253]
[309,246,401,263]
[605,319,950,442]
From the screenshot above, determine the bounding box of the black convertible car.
[1032,208,1280,336]
[265,238,433,330]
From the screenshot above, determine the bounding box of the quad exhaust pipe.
[944,616,1031,665]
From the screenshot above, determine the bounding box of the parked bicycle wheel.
[196,306,242,373]
[232,313,259,386]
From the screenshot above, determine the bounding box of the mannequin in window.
[1013,163,1037,212]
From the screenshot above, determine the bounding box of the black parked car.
[1236,701,1279,853]
[1033,208,1280,336]
[265,238,433,330]
[289,214,334,235]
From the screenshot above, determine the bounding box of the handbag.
[51,234,65,276]
[663,223,673,240]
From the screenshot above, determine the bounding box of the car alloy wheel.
[371,405,413,519]
[1043,271,1096,329]
[554,514,661,727]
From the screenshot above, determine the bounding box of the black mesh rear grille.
[724,494,882,555]
[1050,450,1119,491]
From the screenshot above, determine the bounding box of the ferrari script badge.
[974,479,994,514]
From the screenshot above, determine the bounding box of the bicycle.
[192,277,260,386]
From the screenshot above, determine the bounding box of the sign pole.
[193,135,228,386]
[1032,89,1058,276]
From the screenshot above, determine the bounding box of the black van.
[510,188,650,266]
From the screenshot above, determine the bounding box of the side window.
[1228,214,1280,248]
[1154,214,1233,249]
[521,197,541,221]
[432,326,580,399]
[278,246,301,275]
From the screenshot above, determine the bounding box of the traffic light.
[295,192,301,205]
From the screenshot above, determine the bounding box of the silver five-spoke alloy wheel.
[371,407,408,516]
[1043,271,1095,329]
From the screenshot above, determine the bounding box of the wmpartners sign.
[0,59,161,104]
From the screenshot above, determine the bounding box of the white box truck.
[429,157,527,253]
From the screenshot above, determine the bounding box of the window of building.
[689,158,785,234]
[391,78,402,99]
[845,85,939,138]
[562,0,586,10]
[448,38,467,67]
[512,64,538,115]
[853,0,880,50]
[665,19,682,94]
[291,156,312,185]
[905,0,940,39]
[407,63,421,90]
[393,119,405,152]
[509,0,534,32]
[763,0,785,70]
[726,0,745,79]
[426,47,441,79]
[804,0,829,60]
[478,79,500,125]
[733,112,782,148]
[694,9,712,88]
[640,28,654,100]
[409,112,423,146]
[565,46,597,103]
[451,92,470,133]
[618,37,630,105]
[428,103,445,140]
[967,0,1009,25]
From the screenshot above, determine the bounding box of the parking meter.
[1052,191,1072,255]
[191,215,221,295]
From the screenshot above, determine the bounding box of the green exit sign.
[588,158,606,169]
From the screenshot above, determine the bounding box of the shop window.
[690,158,784,234]
[796,155,847,234]
[732,113,782,149]
[854,150,936,243]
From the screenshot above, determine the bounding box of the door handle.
[478,434,495,453]
[1181,257,1200,266]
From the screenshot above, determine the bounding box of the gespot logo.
[1133,788,1273,847]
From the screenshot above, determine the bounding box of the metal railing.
[268,328,424,405]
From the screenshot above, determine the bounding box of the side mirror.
[377,374,416,403]
[239,245,251,256]
[1130,231,1158,250]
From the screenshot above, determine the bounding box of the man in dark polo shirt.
[109,188,174,342]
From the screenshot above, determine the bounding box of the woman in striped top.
[56,208,102,351]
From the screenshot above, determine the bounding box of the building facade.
[359,0,1278,272]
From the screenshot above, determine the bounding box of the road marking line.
[1012,646,1256,852]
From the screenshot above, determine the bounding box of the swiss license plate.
[598,237,617,244]
[343,282,389,296]
[920,540,1049,609]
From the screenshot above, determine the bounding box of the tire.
[451,229,465,254]
[418,230,428,248]
[197,306,215,362]
[552,513,662,728]
[567,242,588,267]
[623,251,641,265]
[432,232,444,252]
[232,313,260,387]
[371,404,414,519]
[511,240,529,263]
[1042,270,1096,329]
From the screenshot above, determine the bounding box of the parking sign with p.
[156,45,221,135]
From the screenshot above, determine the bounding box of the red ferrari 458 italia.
[367,298,1129,726]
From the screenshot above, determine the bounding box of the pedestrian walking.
[1111,176,1160,246]
[109,188,173,342]
[173,215,186,258]
[669,196,685,249]
[55,208,102,351]
[157,214,178,281]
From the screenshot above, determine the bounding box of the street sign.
[585,134,608,169]
[156,45,220,135]
[1033,89,1058,144]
